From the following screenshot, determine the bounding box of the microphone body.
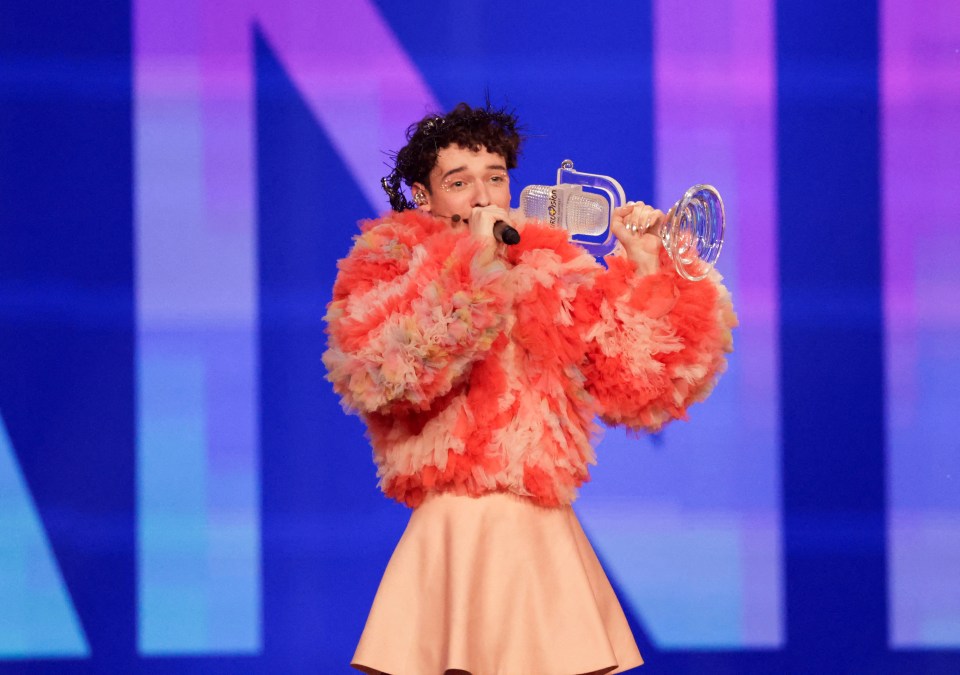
[493,220,521,245]
[448,214,521,245]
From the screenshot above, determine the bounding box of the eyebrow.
[440,164,508,181]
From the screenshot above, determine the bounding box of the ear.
[411,182,431,211]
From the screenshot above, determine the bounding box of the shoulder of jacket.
[358,209,449,239]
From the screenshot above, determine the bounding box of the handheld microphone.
[449,214,521,245]
[492,220,521,245]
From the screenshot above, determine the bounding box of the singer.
[323,102,737,674]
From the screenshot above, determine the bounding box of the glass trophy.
[519,159,725,281]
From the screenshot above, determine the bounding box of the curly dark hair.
[381,102,523,211]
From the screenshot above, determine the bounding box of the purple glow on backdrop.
[882,0,960,647]
[136,0,262,652]
[134,0,437,653]
[255,1,439,210]
[577,0,782,648]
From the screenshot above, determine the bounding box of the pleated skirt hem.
[351,491,643,675]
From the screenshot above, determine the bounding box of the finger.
[469,207,496,239]
[610,217,630,239]
[470,206,517,243]
[626,205,651,234]
[642,208,657,230]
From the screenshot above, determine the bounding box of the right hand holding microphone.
[468,205,522,250]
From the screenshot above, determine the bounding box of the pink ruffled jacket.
[324,210,737,508]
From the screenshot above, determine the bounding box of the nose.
[472,181,491,207]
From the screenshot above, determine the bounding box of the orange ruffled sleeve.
[578,248,737,432]
[323,211,510,415]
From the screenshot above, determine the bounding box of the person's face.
[413,145,511,223]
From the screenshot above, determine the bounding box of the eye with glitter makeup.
[440,171,510,193]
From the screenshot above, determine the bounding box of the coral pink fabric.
[351,491,643,675]
[324,211,736,508]
[325,211,735,508]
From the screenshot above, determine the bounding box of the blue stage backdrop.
[1,0,958,673]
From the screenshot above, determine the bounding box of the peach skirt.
[351,491,643,675]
